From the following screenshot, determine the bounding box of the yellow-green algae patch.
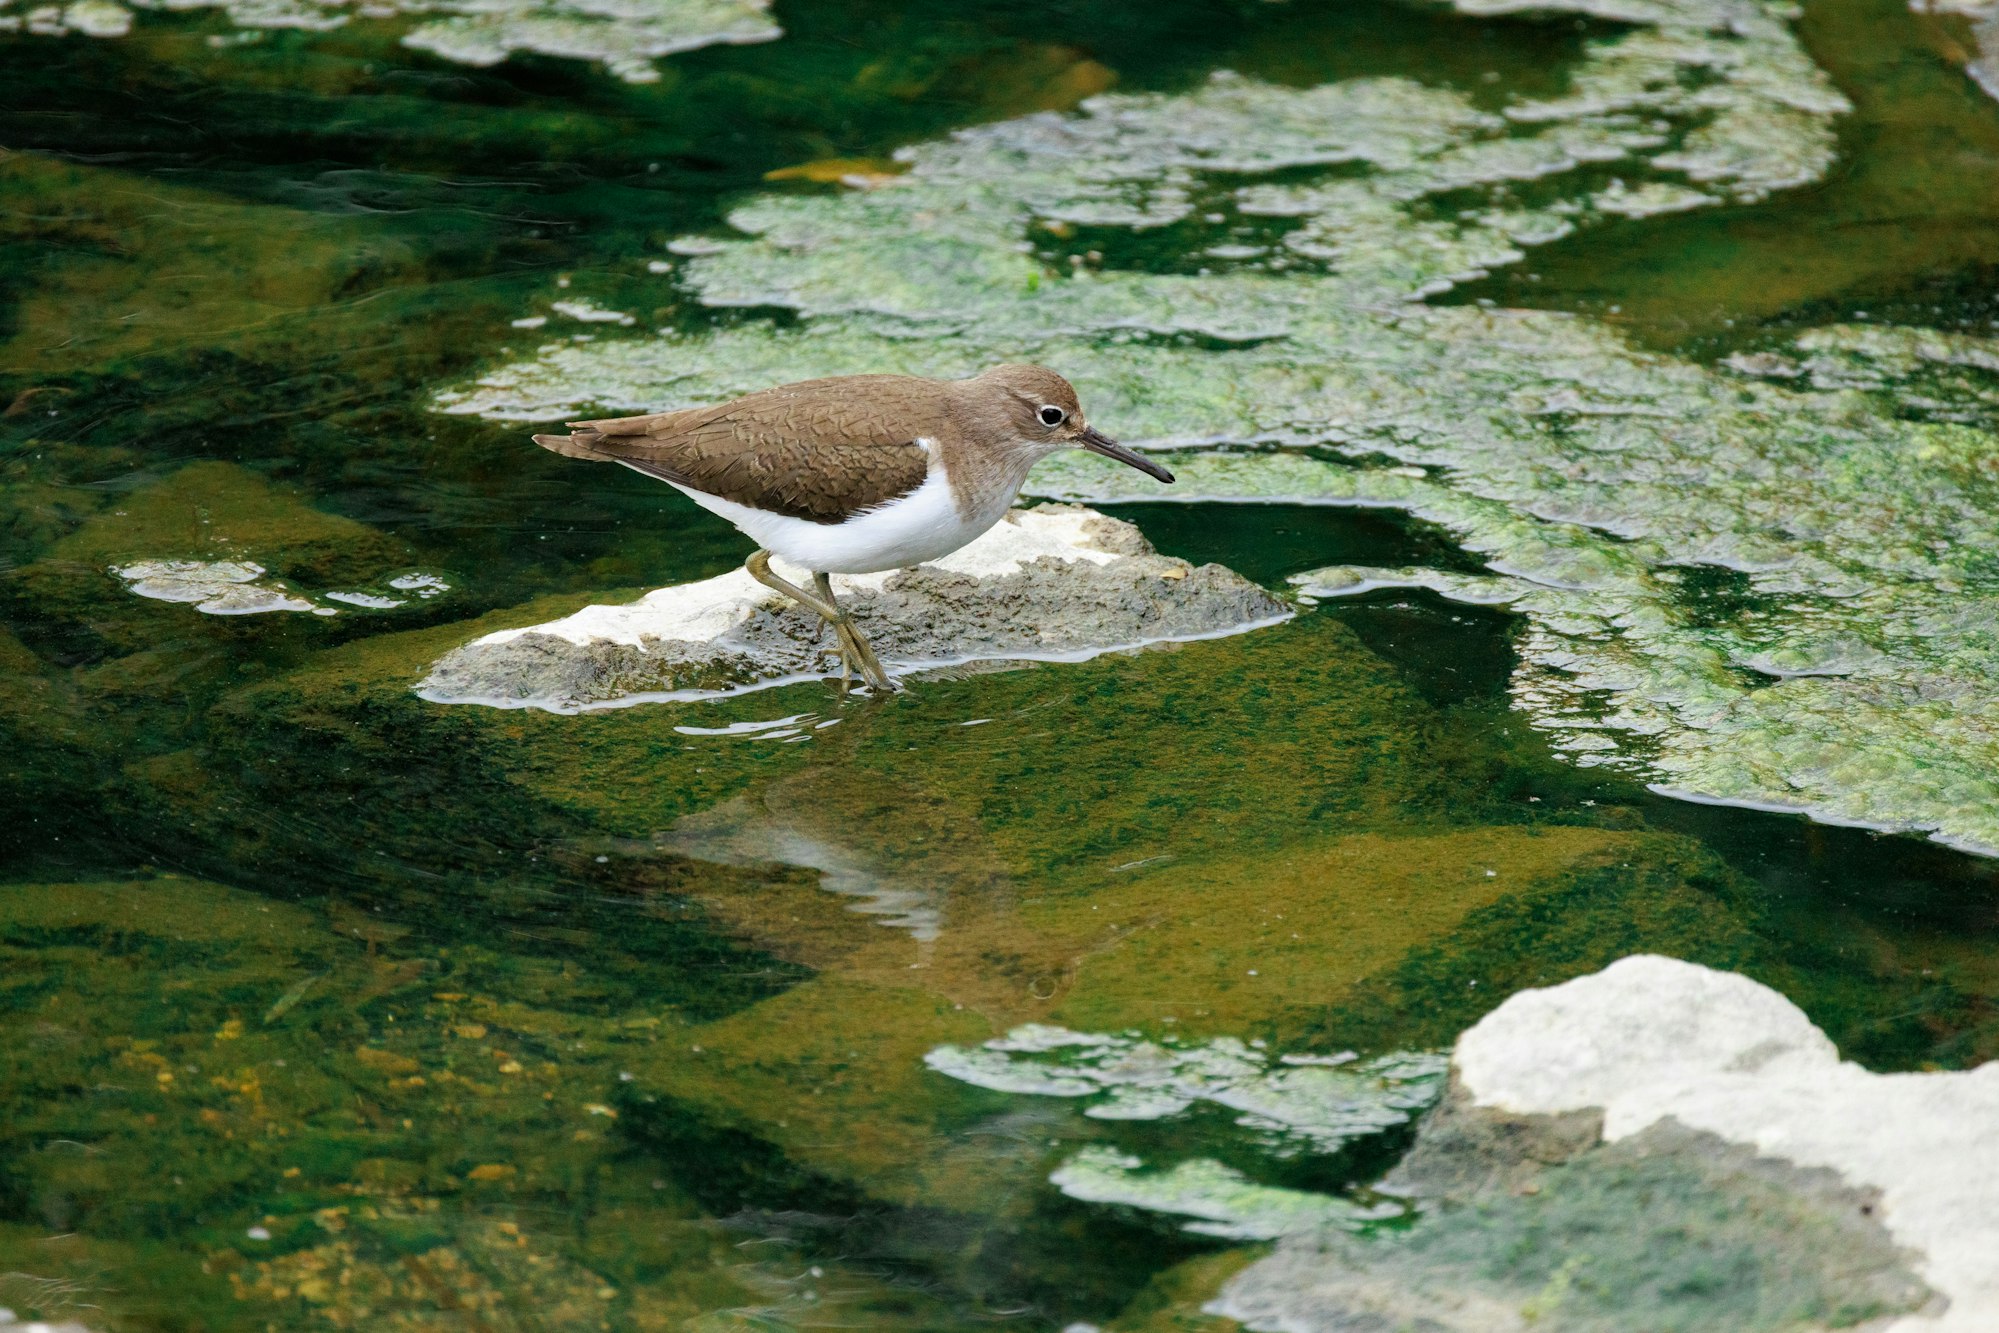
[0,875,977,1329]
[1103,1248,1257,1333]
[0,153,442,379]
[433,0,1999,854]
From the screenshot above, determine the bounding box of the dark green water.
[3,0,1999,1327]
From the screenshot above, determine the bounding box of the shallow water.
[3,0,1999,1327]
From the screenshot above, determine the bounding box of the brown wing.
[531,375,941,524]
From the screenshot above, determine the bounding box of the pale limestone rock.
[1217,956,1996,1332]
[1454,955,1999,1333]
[418,505,1289,711]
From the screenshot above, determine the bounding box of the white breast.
[668,462,1005,575]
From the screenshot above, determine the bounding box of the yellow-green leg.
[814,571,896,692]
[745,550,897,692]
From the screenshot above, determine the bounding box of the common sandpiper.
[532,364,1175,691]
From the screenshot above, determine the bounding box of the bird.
[531,364,1175,692]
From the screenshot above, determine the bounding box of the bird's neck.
[938,434,1052,524]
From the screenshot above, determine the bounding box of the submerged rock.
[112,559,320,616]
[1217,956,1998,1332]
[15,461,437,640]
[417,505,1289,710]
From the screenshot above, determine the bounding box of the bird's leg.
[814,571,897,693]
[744,550,896,692]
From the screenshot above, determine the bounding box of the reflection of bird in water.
[661,762,1017,969]
[531,365,1173,692]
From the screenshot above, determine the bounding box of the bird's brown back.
[533,375,946,524]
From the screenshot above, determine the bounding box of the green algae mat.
[5,0,1999,1326]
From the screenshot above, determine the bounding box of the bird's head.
[968,364,1175,483]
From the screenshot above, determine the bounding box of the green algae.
[434,0,1999,854]
[0,0,778,83]
[0,152,439,380]
[1049,1148,1403,1242]
[0,875,983,1330]
[925,1031,1444,1155]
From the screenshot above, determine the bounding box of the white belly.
[669,469,1003,574]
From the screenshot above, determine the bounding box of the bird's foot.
[744,552,899,694]
[815,571,898,693]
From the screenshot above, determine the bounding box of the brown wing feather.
[531,376,940,524]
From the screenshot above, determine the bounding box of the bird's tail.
[530,426,610,459]
[533,407,683,460]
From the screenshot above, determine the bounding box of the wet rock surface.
[417,505,1290,710]
[1217,956,1998,1333]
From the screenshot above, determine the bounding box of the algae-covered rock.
[38,461,403,585]
[1220,1118,1937,1332]
[1218,956,1995,1333]
[0,153,431,379]
[418,505,1289,709]
[12,461,425,645]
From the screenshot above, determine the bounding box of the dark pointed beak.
[1080,426,1174,484]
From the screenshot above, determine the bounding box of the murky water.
[4,0,1999,1326]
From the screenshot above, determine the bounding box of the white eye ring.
[1038,405,1067,427]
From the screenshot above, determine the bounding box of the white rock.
[418,506,1290,711]
[473,504,1130,654]
[1456,955,1999,1332]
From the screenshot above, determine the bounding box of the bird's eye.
[1038,405,1067,427]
